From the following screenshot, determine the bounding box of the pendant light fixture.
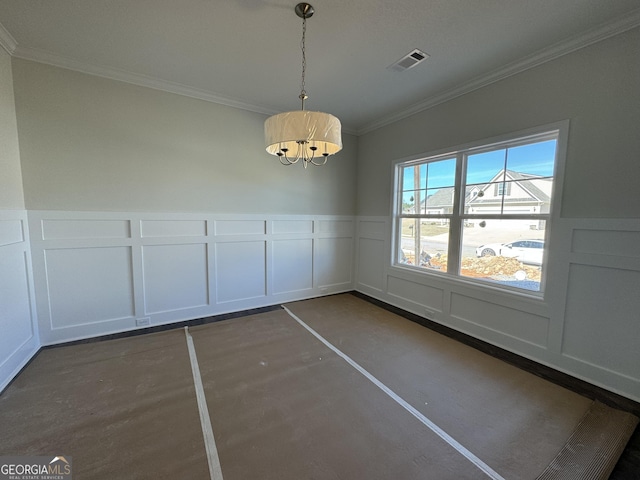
[264,3,342,168]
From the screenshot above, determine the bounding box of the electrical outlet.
[424,307,436,317]
[136,317,151,327]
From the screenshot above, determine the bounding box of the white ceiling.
[1,0,639,134]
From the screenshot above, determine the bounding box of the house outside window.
[393,123,566,294]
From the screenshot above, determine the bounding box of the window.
[393,124,565,294]
[495,182,511,196]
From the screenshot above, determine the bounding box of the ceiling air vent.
[387,49,430,72]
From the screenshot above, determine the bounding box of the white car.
[475,239,544,265]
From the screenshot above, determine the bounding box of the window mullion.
[500,148,508,213]
[413,166,421,263]
[447,153,465,274]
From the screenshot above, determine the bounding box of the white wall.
[0,49,39,392]
[356,28,640,219]
[354,28,640,402]
[0,48,24,209]
[12,58,358,215]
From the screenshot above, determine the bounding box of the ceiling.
[1,0,639,134]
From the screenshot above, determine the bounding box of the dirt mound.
[431,255,541,281]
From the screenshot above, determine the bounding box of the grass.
[401,222,449,237]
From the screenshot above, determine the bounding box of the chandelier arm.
[287,150,300,165]
[296,142,303,164]
[308,144,316,165]
[310,156,328,166]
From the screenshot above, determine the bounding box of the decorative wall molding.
[28,211,355,345]
[555,218,640,399]
[0,210,39,393]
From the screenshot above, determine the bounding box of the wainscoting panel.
[271,238,313,295]
[354,215,640,402]
[41,219,131,240]
[555,220,640,399]
[317,219,354,235]
[0,211,39,393]
[272,220,313,235]
[571,228,640,258]
[315,237,353,288]
[562,264,640,379]
[357,238,385,292]
[357,218,387,240]
[44,246,135,328]
[0,250,35,363]
[215,219,266,236]
[355,218,388,294]
[215,240,267,304]
[142,243,209,314]
[449,293,549,348]
[140,219,207,238]
[0,218,24,246]
[27,212,355,345]
[387,274,444,314]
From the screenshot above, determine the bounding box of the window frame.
[391,121,569,297]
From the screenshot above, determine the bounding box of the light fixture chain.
[300,14,307,110]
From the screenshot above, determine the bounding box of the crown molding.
[8,44,366,135]
[2,9,638,136]
[0,22,18,55]
[357,9,640,135]
[10,44,281,117]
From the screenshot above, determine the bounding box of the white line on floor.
[282,306,505,480]
[184,326,224,480]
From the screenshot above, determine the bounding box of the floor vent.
[387,49,429,72]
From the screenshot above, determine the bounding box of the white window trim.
[390,120,570,299]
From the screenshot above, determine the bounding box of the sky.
[402,139,557,191]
